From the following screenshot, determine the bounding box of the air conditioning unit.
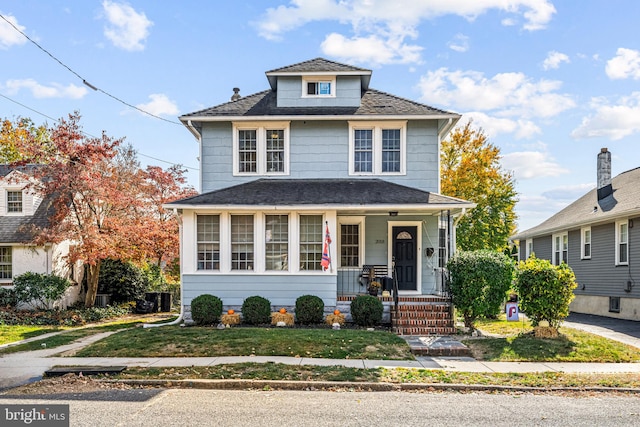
[95,294,110,307]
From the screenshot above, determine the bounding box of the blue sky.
[1,1,639,232]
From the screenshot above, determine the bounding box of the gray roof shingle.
[513,167,640,240]
[169,178,472,208]
[265,57,371,74]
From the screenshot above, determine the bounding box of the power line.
[0,13,182,126]
[0,91,199,171]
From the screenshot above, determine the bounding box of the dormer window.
[7,190,22,213]
[302,76,335,97]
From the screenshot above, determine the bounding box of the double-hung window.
[7,191,22,213]
[231,215,254,270]
[0,246,12,280]
[299,215,323,271]
[233,122,289,175]
[616,220,629,265]
[197,215,220,270]
[339,217,364,268]
[581,227,591,259]
[552,232,568,265]
[265,214,288,271]
[302,76,335,97]
[349,121,406,175]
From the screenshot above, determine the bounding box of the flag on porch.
[321,222,332,271]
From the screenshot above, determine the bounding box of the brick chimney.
[597,147,612,200]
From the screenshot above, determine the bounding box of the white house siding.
[276,76,362,108]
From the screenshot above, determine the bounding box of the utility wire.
[0,91,199,171]
[0,13,182,126]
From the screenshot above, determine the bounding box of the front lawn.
[75,326,414,360]
[0,325,64,346]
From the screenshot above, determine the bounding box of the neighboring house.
[0,165,81,308]
[170,58,474,332]
[513,148,640,321]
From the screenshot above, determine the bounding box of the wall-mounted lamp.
[389,211,398,216]
[625,280,634,293]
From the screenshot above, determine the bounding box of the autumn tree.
[0,117,51,162]
[441,122,517,251]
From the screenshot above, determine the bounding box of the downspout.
[144,208,184,328]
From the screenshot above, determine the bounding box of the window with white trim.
[197,215,220,270]
[7,190,22,213]
[339,217,364,268]
[581,227,591,259]
[299,215,323,271]
[233,122,289,175]
[552,232,568,265]
[0,246,12,280]
[525,239,533,259]
[349,121,406,175]
[265,214,288,271]
[302,76,335,97]
[231,215,254,270]
[616,220,629,265]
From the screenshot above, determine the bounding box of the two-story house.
[513,148,640,321]
[170,58,474,333]
[0,165,81,308]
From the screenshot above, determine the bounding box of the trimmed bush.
[13,272,71,310]
[514,256,577,329]
[295,295,324,324]
[98,259,147,304]
[447,250,515,330]
[190,294,223,326]
[0,287,18,308]
[241,295,272,325]
[350,295,383,327]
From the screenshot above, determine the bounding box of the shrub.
[295,295,324,324]
[514,256,577,329]
[350,295,383,327]
[190,294,223,325]
[98,259,148,304]
[0,287,18,307]
[447,250,515,330]
[13,272,71,310]
[241,295,271,325]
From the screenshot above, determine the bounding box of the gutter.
[143,209,184,328]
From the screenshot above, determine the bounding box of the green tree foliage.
[295,295,325,324]
[12,272,71,310]
[350,295,384,326]
[190,294,223,325]
[514,256,577,329]
[0,117,51,163]
[97,259,147,304]
[447,250,515,330]
[441,122,518,251]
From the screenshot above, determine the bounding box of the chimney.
[597,147,612,200]
[231,87,241,101]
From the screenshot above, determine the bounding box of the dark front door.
[393,226,417,291]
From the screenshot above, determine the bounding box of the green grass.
[75,327,414,360]
[112,364,640,389]
[0,325,65,345]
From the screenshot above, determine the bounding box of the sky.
[1,1,639,232]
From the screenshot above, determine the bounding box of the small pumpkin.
[279,308,287,314]
[227,309,235,315]
[333,309,341,315]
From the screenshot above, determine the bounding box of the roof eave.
[165,202,476,211]
[179,113,462,123]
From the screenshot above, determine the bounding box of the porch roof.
[168,178,474,211]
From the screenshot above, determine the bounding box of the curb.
[104,379,640,394]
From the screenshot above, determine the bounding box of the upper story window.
[616,220,629,266]
[302,76,335,98]
[349,121,406,175]
[552,232,568,265]
[233,122,290,175]
[581,227,591,259]
[0,246,11,280]
[7,190,23,213]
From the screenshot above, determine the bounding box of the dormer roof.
[265,57,372,90]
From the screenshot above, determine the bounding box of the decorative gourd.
[334,309,341,315]
[279,308,287,314]
[227,309,235,315]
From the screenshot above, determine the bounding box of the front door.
[393,226,417,291]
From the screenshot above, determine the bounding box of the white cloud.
[320,33,422,65]
[447,34,469,53]
[0,14,27,49]
[542,51,570,70]
[606,47,640,80]
[571,92,640,140]
[102,1,153,51]
[3,79,87,99]
[501,150,569,180]
[257,0,555,65]
[135,94,179,116]
[418,68,575,119]
[458,113,541,139]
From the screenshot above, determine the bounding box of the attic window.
[302,76,336,97]
[7,191,22,213]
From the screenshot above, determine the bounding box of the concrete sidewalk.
[2,313,639,392]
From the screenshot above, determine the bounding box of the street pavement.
[1,313,639,392]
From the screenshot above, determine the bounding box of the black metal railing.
[392,257,399,325]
